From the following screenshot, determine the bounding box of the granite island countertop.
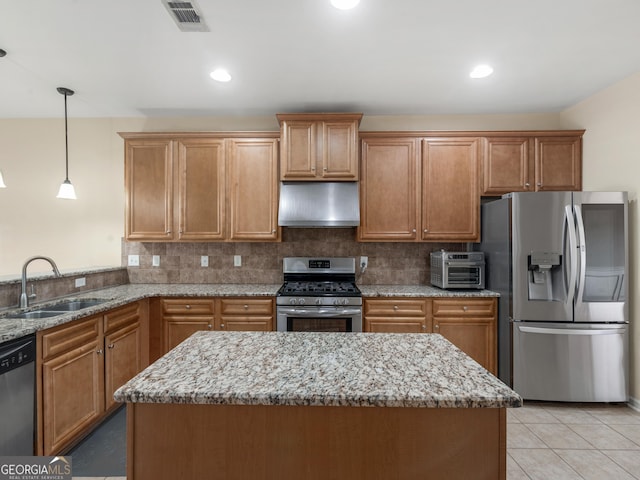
[0,283,498,344]
[114,330,521,409]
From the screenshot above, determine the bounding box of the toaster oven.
[430,251,485,289]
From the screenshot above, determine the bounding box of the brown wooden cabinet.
[358,135,479,242]
[359,137,420,241]
[162,298,215,352]
[363,298,430,333]
[432,298,497,374]
[161,297,275,353]
[40,317,104,455]
[103,303,144,412]
[121,132,280,242]
[227,139,279,241]
[37,300,147,455]
[421,138,480,241]
[219,297,274,331]
[482,132,583,195]
[277,113,362,181]
[124,138,174,240]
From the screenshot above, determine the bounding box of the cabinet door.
[358,137,419,241]
[42,339,104,455]
[322,121,359,180]
[482,137,532,195]
[280,121,318,180]
[104,322,141,411]
[227,139,280,241]
[422,138,480,241]
[164,319,213,352]
[125,139,174,240]
[535,136,582,191]
[434,317,496,374]
[177,138,226,240]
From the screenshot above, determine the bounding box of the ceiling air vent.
[162,0,209,32]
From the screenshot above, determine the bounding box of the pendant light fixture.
[56,87,77,200]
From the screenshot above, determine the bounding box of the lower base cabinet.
[161,297,275,355]
[37,300,148,455]
[364,297,497,374]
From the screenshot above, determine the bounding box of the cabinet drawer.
[162,298,215,315]
[104,302,140,334]
[220,298,273,316]
[432,298,496,317]
[41,316,101,360]
[364,298,428,317]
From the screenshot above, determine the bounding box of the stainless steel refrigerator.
[478,191,628,402]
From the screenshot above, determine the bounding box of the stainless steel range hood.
[278,182,360,227]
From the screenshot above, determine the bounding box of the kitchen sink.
[5,298,111,319]
[45,299,110,311]
[8,310,63,319]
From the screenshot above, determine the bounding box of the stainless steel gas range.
[276,257,362,332]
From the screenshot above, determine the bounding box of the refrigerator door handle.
[574,205,587,305]
[518,325,624,336]
[564,205,578,305]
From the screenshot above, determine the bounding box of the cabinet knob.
[96,349,103,355]
[185,305,191,309]
[243,304,249,309]
[423,229,428,233]
[323,167,327,171]
[537,183,542,187]
[421,325,426,331]
[393,305,398,311]
[166,230,171,234]
[220,324,225,329]
[463,306,468,312]
[434,325,439,330]
[272,229,276,234]
[207,324,212,329]
[525,182,530,187]
[412,229,416,233]
[108,344,115,349]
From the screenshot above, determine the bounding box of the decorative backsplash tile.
[123,229,465,285]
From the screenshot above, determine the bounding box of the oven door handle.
[278,307,362,317]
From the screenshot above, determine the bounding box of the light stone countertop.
[114,330,521,408]
[0,283,498,344]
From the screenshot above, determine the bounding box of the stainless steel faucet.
[20,256,62,308]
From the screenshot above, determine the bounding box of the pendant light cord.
[63,91,69,181]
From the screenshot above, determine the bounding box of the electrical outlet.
[75,277,86,288]
[360,256,368,271]
[128,254,140,267]
[152,255,160,267]
[201,255,209,267]
[234,255,242,267]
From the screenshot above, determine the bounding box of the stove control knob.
[333,298,347,306]
[315,298,322,305]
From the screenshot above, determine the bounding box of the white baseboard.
[629,396,640,412]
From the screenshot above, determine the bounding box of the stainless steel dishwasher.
[0,334,36,455]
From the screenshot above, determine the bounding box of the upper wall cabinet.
[121,133,280,242]
[482,132,583,195]
[277,113,362,181]
[358,135,480,242]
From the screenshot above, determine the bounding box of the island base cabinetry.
[126,403,506,480]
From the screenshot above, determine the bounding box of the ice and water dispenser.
[528,252,562,301]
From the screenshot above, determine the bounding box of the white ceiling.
[1,0,639,119]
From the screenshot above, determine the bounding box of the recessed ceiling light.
[470,65,494,79]
[210,68,232,82]
[331,0,360,10]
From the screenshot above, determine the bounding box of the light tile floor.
[508,402,640,479]
[71,403,640,480]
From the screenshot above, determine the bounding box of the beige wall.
[560,71,640,405]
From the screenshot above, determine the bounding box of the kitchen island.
[115,331,521,480]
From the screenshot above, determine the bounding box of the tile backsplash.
[122,229,465,285]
